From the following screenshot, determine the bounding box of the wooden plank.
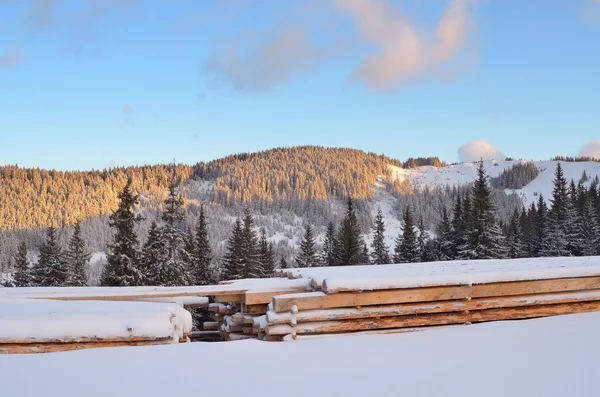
[189,331,221,342]
[273,277,600,312]
[0,340,170,354]
[266,300,600,336]
[242,303,269,314]
[0,335,174,345]
[244,287,313,305]
[266,289,600,324]
[215,294,242,303]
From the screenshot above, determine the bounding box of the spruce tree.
[436,208,454,261]
[417,216,430,262]
[34,227,68,287]
[370,208,390,264]
[13,241,31,287]
[336,198,366,266]
[394,207,419,263]
[468,161,506,259]
[240,208,262,278]
[320,221,338,266]
[258,229,275,276]
[579,198,600,256]
[65,221,90,286]
[101,178,142,287]
[280,256,290,269]
[140,221,162,285]
[296,225,319,268]
[534,195,548,256]
[150,182,189,286]
[541,163,571,257]
[190,205,213,285]
[222,218,243,280]
[506,209,526,258]
[451,193,470,259]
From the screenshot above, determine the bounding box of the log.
[0,335,174,345]
[273,277,600,312]
[0,340,169,354]
[266,289,600,324]
[215,294,242,303]
[241,303,269,314]
[189,331,222,341]
[266,300,600,336]
[244,287,313,305]
[202,321,219,331]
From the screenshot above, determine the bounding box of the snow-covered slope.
[391,160,600,206]
[2,311,598,396]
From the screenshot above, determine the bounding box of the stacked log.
[262,267,600,340]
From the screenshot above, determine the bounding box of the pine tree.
[451,193,469,259]
[534,195,548,256]
[101,178,142,287]
[280,256,290,269]
[190,205,213,285]
[13,241,31,287]
[34,227,68,287]
[541,163,572,257]
[506,209,526,258]
[468,161,506,259]
[579,198,600,256]
[394,207,419,263]
[65,221,90,286]
[140,221,163,285]
[149,182,189,286]
[417,216,430,262]
[336,198,366,266]
[370,208,390,264]
[240,208,263,278]
[296,225,319,268]
[320,221,338,266]
[222,218,243,280]
[436,208,454,261]
[258,229,275,276]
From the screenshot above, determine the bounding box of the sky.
[0,0,599,171]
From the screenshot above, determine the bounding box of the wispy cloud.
[335,0,477,91]
[122,104,134,113]
[202,0,478,94]
[0,47,25,68]
[203,26,329,94]
[458,140,505,162]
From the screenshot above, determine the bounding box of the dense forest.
[4,160,599,289]
[2,146,598,286]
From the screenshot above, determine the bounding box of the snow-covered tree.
[468,161,507,259]
[258,229,275,276]
[222,218,243,280]
[34,227,68,286]
[13,241,31,287]
[320,221,338,266]
[370,208,390,264]
[190,205,213,285]
[541,163,572,257]
[506,209,526,259]
[394,207,419,263]
[65,222,90,286]
[101,179,142,287]
[337,198,366,266]
[296,224,319,268]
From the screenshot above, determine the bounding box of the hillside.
[1,146,600,278]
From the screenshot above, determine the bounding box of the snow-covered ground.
[1,311,598,396]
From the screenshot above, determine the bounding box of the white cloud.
[578,140,600,158]
[458,140,505,162]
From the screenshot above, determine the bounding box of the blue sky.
[0,0,599,170]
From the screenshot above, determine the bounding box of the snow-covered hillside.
[391,160,600,206]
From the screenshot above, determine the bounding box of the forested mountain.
[1,146,600,286]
